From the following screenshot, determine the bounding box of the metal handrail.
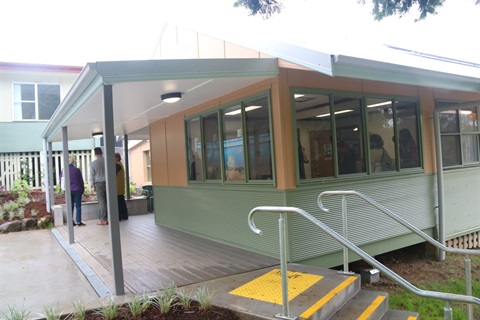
[248,205,480,320]
[317,190,480,320]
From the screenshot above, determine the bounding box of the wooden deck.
[56,214,278,295]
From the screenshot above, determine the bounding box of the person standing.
[90,147,108,225]
[115,153,129,221]
[61,156,85,226]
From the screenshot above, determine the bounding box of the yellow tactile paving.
[357,295,386,320]
[229,269,323,304]
[408,317,418,320]
[299,276,357,319]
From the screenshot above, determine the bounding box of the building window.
[144,150,151,182]
[13,83,61,120]
[186,92,273,183]
[438,101,479,167]
[294,91,421,180]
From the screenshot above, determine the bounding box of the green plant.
[15,196,30,207]
[54,184,62,195]
[12,207,25,220]
[129,182,136,196]
[71,300,86,320]
[19,159,33,184]
[10,179,30,199]
[176,288,192,309]
[2,201,19,220]
[127,293,151,317]
[193,286,215,310]
[2,305,30,320]
[96,297,120,320]
[38,302,62,320]
[30,209,39,217]
[152,291,174,314]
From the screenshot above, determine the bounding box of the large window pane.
[295,93,332,179]
[440,111,459,133]
[223,105,245,181]
[441,135,461,166]
[203,113,221,180]
[187,118,203,181]
[367,98,395,172]
[396,101,420,168]
[246,97,272,180]
[334,96,364,175]
[462,135,479,163]
[460,108,478,133]
[38,84,60,120]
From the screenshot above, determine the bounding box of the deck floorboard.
[57,214,278,294]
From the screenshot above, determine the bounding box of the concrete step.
[328,290,389,320]
[381,309,420,320]
[183,263,418,320]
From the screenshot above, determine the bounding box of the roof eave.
[332,55,480,93]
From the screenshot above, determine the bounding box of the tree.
[234,0,480,21]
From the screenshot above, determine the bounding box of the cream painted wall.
[129,140,151,187]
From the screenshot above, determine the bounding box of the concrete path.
[0,229,100,318]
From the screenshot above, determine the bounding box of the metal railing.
[318,190,480,320]
[248,204,480,320]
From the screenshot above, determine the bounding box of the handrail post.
[341,195,349,273]
[465,255,473,320]
[276,212,296,320]
[444,301,452,320]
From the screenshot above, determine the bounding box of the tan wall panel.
[432,89,480,102]
[176,28,199,58]
[150,121,168,186]
[286,69,363,92]
[271,69,296,190]
[362,80,418,96]
[225,42,259,58]
[198,34,225,58]
[166,115,188,186]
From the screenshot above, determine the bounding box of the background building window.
[13,83,60,120]
[144,150,151,182]
[439,101,479,167]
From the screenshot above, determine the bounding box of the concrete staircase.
[187,263,420,320]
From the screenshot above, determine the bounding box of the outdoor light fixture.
[92,132,103,138]
[161,92,182,103]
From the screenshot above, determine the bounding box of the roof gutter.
[42,63,102,142]
[332,55,480,92]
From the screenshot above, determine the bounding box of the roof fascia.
[332,55,480,93]
[95,58,279,83]
[42,63,103,141]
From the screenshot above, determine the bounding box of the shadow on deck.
[56,214,278,295]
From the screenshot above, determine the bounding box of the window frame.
[185,91,275,185]
[292,88,422,183]
[12,82,61,121]
[437,100,480,169]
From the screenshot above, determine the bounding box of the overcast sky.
[1,0,479,66]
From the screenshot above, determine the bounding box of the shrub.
[2,305,30,320]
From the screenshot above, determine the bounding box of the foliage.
[129,182,137,196]
[10,179,30,199]
[71,300,86,320]
[19,159,33,184]
[233,0,283,18]
[152,282,177,314]
[2,201,19,220]
[54,184,62,195]
[234,0,479,21]
[96,297,120,320]
[38,303,62,320]
[389,254,480,319]
[176,288,192,309]
[127,294,151,317]
[2,305,30,320]
[193,286,215,310]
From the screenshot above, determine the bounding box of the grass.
[387,254,480,319]
[2,305,30,320]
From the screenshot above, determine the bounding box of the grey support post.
[103,84,125,296]
[62,127,74,244]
